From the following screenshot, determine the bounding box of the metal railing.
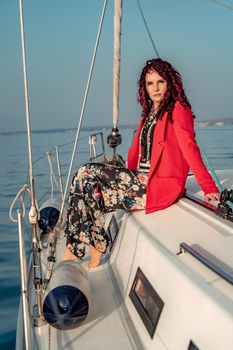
[178,242,233,285]
[89,132,105,162]
[18,209,32,350]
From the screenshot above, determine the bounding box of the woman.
[62,58,220,267]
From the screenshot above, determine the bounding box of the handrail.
[18,209,32,350]
[179,242,233,285]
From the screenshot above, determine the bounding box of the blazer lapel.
[149,112,168,174]
[154,112,168,143]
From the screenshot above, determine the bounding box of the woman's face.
[145,69,167,107]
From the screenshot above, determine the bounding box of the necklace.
[149,105,159,118]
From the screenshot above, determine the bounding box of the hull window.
[129,267,164,339]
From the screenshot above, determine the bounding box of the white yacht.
[11,1,233,349]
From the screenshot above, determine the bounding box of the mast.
[107,0,122,153]
[113,0,122,131]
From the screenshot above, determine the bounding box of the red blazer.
[127,101,219,214]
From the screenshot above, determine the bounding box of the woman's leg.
[63,163,148,266]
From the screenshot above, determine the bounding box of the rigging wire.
[209,0,233,11]
[19,0,33,193]
[19,0,38,228]
[136,0,160,58]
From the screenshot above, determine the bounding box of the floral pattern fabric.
[65,163,148,259]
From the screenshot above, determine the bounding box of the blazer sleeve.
[172,101,219,194]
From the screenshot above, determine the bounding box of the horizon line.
[1,117,233,136]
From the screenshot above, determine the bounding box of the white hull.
[16,170,233,350]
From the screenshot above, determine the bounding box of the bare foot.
[85,245,103,268]
[61,244,78,261]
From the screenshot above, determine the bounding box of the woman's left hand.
[204,192,221,203]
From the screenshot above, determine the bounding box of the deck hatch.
[188,340,199,350]
[106,214,119,251]
[129,267,164,339]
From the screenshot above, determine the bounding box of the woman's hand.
[204,192,220,203]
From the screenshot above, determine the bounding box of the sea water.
[0,123,232,349]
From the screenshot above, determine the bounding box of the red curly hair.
[138,58,193,122]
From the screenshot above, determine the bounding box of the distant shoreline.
[1,119,233,136]
[0,124,136,136]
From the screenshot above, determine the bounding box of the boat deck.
[33,262,140,349]
[16,170,233,350]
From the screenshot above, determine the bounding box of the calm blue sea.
[0,123,233,349]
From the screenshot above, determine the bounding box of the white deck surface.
[33,262,140,350]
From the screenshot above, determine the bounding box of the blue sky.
[0,0,233,132]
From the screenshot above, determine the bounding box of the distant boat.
[196,121,209,127]
[215,121,224,126]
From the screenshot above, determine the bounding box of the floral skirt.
[65,163,148,258]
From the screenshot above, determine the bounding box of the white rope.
[58,0,108,224]
[9,185,30,222]
[113,0,122,130]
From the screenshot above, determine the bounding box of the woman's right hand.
[204,192,220,203]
